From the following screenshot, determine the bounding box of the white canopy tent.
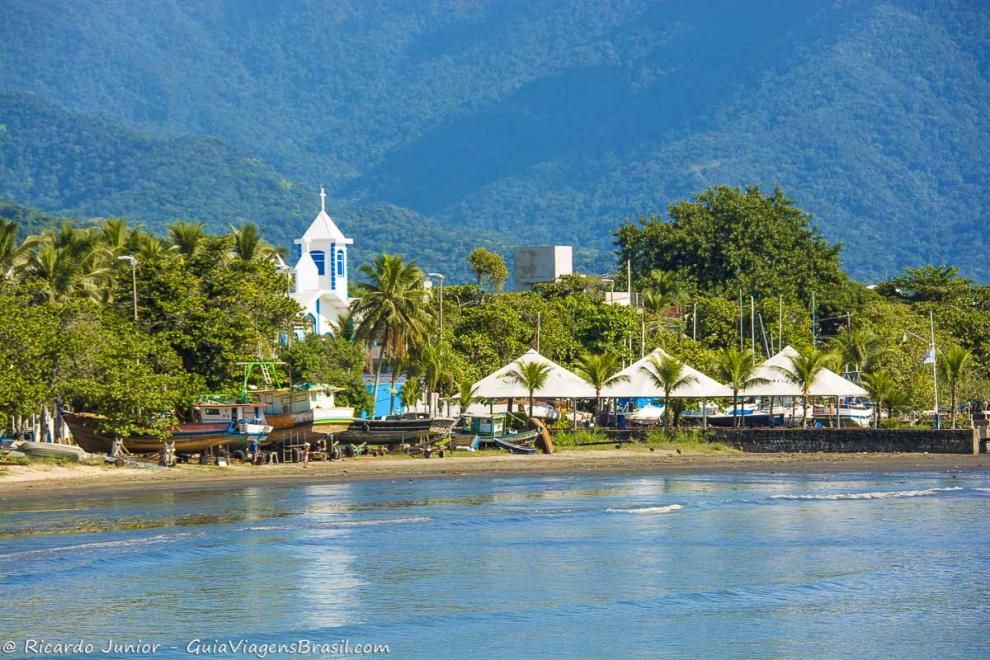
[602,348,732,399]
[471,349,597,400]
[741,346,869,398]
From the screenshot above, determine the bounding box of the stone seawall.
[709,428,977,454]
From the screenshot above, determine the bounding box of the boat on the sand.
[64,402,272,455]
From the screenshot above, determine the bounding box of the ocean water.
[1,471,988,659]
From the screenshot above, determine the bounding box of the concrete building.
[513,245,572,291]
[291,187,353,335]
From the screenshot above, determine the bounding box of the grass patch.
[553,430,608,448]
[644,429,738,453]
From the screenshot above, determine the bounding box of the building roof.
[472,349,596,399]
[295,187,353,245]
[741,346,869,397]
[602,348,732,399]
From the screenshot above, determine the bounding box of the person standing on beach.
[303,442,311,468]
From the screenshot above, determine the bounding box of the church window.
[338,250,345,276]
[311,250,325,276]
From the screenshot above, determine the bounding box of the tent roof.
[472,349,597,399]
[742,346,869,397]
[602,349,732,398]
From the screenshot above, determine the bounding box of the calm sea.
[1,470,988,658]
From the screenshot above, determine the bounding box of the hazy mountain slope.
[0,91,493,278]
[0,0,988,281]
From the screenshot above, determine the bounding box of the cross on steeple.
[319,186,327,213]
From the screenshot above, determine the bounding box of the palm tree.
[167,220,205,257]
[352,254,432,414]
[400,375,422,411]
[456,381,480,416]
[506,360,552,418]
[939,346,972,429]
[639,354,697,428]
[230,223,262,261]
[0,219,38,283]
[420,343,455,415]
[861,370,896,428]
[715,347,769,428]
[773,348,837,428]
[100,218,133,256]
[832,327,883,379]
[574,352,629,422]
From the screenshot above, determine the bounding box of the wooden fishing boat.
[334,414,457,446]
[64,402,272,455]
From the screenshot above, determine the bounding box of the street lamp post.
[427,272,445,340]
[902,310,940,429]
[117,255,138,321]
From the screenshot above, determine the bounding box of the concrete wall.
[710,428,977,454]
[514,246,572,290]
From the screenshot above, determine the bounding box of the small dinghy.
[12,440,89,462]
[492,437,537,455]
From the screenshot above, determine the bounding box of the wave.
[241,516,432,531]
[974,488,990,493]
[0,533,184,561]
[606,504,683,514]
[771,487,963,501]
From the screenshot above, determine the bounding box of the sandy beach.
[1,448,987,501]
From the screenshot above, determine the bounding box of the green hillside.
[0,91,496,279]
[0,0,988,281]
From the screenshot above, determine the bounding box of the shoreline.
[1,450,987,502]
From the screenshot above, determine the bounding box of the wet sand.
[1,448,987,502]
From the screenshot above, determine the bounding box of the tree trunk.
[529,391,535,418]
[802,393,809,428]
[389,367,398,415]
[733,390,739,429]
[371,336,387,420]
[663,393,671,429]
[950,383,957,429]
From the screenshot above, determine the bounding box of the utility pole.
[750,295,756,363]
[811,291,817,348]
[930,309,940,429]
[626,260,632,306]
[428,272,445,341]
[739,289,744,350]
[536,311,541,353]
[778,296,783,354]
[692,302,697,341]
[117,255,138,320]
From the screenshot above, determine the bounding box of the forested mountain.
[0,0,987,281]
[0,92,497,278]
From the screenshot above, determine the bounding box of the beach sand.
[1,448,987,502]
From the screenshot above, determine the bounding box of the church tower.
[291,187,353,335]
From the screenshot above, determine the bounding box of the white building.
[513,245,572,291]
[291,187,353,335]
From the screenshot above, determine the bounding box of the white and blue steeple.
[291,187,353,335]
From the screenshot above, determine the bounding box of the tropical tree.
[861,369,896,428]
[506,360,552,418]
[832,327,883,378]
[456,381,480,415]
[419,343,456,415]
[938,346,972,429]
[230,223,262,261]
[639,354,697,428]
[574,351,629,421]
[400,375,422,411]
[352,254,432,413]
[99,218,133,257]
[0,219,38,284]
[715,347,769,428]
[773,348,837,427]
[466,247,509,292]
[168,220,205,257]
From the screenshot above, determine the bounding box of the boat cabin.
[466,413,508,437]
[193,402,266,425]
[256,386,341,416]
